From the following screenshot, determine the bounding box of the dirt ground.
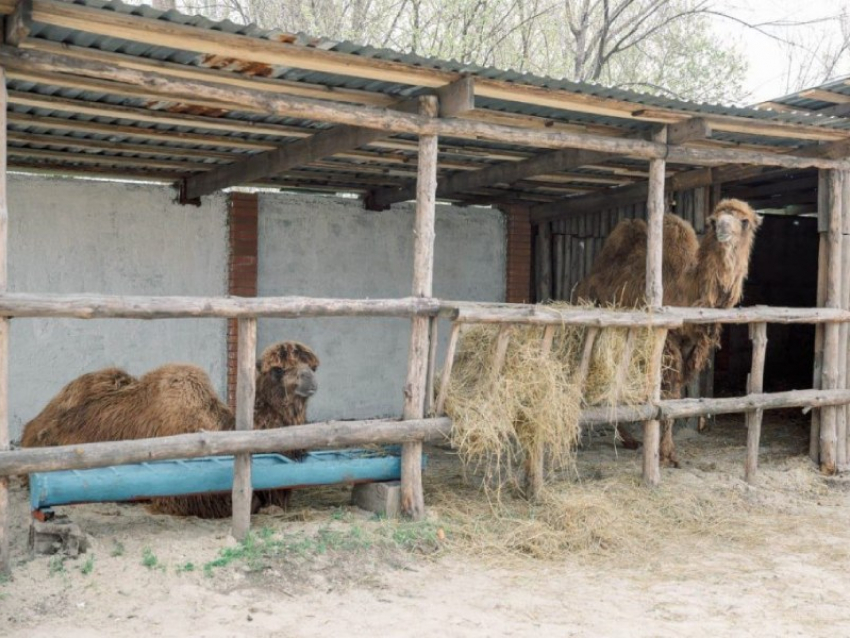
[4,413,850,637]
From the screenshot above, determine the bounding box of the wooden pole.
[553,233,565,300]
[401,95,438,520]
[577,326,600,390]
[745,322,768,483]
[0,417,454,477]
[231,317,256,541]
[840,173,850,470]
[525,325,557,501]
[643,126,666,487]
[425,316,439,415]
[821,170,843,474]
[435,322,461,416]
[0,68,9,577]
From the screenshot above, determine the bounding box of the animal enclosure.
[2,0,850,577]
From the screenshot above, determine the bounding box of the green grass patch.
[80,554,95,575]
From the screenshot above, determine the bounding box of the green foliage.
[176,562,196,574]
[80,554,95,575]
[141,547,164,571]
[48,555,66,576]
[110,541,125,558]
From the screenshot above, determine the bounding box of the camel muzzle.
[295,369,318,398]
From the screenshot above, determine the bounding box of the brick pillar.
[503,206,533,304]
[227,192,259,409]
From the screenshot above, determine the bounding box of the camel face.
[707,199,761,245]
[256,341,320,420]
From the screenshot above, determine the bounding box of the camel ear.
[755,214,764,228]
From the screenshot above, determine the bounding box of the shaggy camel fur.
[21,341,320,518]
[574,199,761,465]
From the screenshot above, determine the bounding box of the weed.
[48,555,66,576]
[176,562,195,574]
[80,554,95,575]
[110,541,125,558]
[141,547,164,571]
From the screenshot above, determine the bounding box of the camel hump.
[57,368,137,410]
[140,364,220,405]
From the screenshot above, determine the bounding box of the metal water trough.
[30,448,410,514]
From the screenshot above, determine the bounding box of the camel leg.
[256,488,292,511]
[660,419,680,468]
[616,424,642,450]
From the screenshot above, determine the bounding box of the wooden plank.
[231,317,257,541]
[577,327,600,391]
[535,223,552,302]
[799,89,850,104]
[812,172,829,461]
[0,68,8,577]
[553,234,565,300]
[667,118,712,145]
[425,317,439,415]
[745,323,768,483]
[525,326,556,502]
[401,96,438,521]
[5,0,31,47]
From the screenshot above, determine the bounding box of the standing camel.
[574,198,762,465]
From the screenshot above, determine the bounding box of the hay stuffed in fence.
[443,305,658,494]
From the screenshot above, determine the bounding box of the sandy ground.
[4,414,850,637]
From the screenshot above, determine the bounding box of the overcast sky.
[715,1,849,104]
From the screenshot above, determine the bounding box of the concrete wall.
[257,193,506,422]
[8,175,229,441]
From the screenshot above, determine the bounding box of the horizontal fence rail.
[0,417,453,477]
[0,294,441,319]
[580,389,850,426]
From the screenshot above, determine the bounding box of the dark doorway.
[714,214,818,395]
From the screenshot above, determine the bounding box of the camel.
[21,341,320,518]
[574,198,761,465]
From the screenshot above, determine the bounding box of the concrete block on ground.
[29,516,89,556]
[352,481,401,518]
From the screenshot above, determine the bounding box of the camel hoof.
[660,456,680,469]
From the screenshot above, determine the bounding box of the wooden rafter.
[366,118,710,210]
[180,77,474,202]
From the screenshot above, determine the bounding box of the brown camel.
[574,198,761,465]
[21,341,320,518]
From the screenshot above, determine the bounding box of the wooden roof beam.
[179,77,473,202]
[4,0,30,46]
[365,118,710,210]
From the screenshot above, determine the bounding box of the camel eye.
[708,218,716,227]
[271,366,284,380]
[741,219,749,229]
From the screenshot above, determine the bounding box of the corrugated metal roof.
[2,0,848,207]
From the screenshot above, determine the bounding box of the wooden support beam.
[231,317,256,541]
[401,96,438,521]
[425,316,439,415]
[644,126,666,487]
[183,77,473,202]
[525,325,556,502]
[4,0,31,47]
[531,136,850,224]
[820,170,843,474]
[577,327,599,389]
[812,172,829,461]
[0,68,9,577]
[745,323,768,483]
[367,119,708,210]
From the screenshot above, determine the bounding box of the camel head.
[255,341,320,423]
[698,198,761,308]
[706,198,761,249]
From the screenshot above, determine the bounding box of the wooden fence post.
[0,69,9,576]
[812,171,829,462]
[643,125,667,487]
[231,317,257,541]
[745,322,768,483]
[401,95,439,520]
[820,170,843,474]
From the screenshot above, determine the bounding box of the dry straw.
[441,303,658,496]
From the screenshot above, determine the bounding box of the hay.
[441,303,658,494]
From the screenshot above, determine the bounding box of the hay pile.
[442,305,658,494]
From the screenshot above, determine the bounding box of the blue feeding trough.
[30,448,416,513]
